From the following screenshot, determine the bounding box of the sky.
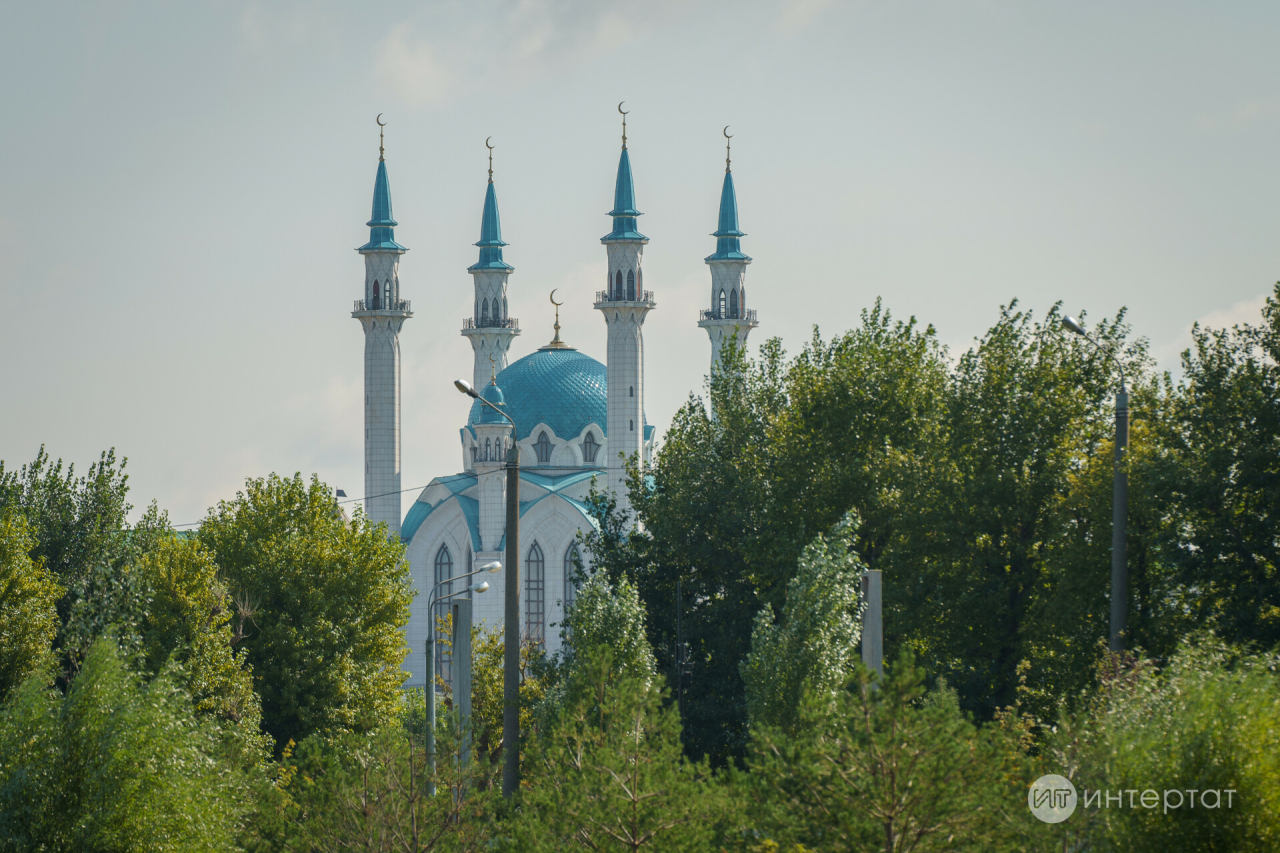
[2,1,1278,525]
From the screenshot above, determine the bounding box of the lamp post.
[1062,315,1128,652]
[425,567,497,796]
[454,378,522,797]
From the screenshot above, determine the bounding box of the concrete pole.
[861,570,883,681]
[1111,388,1129,652]
[502,445,521,797]
[452,599,473,768]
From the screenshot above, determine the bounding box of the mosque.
[350,111,758,686]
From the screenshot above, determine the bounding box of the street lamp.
[425,566,498,795]
[455,377,522,797]
[1062,315,1129,652]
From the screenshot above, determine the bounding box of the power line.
[167,484,429,530]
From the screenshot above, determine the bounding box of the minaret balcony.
[353,299,412,314]
[699,308,758,324]
[461,317,520,331]
[594,290,656,308]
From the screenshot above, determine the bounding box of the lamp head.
[454,379,478,398]
[471,581,490,594]
[478,560,502,573]
[1062,316,1087,337]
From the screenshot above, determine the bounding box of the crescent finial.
[376,113,387,127]
[618,101,629,149]
[376,114,387,161]
[618,101,628,116]
[485,137,494,182]
[486,136,494,150]
[550,288,563,307]
[723,125,732,139]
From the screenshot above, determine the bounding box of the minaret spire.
[353,115,412,534]
[699,126,757,382]
[462,138,520,402]
[596,105,655,509]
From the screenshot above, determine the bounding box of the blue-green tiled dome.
[477,380,508,424]
[468,348,606,441]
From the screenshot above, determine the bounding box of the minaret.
[352,117,411,535]
[594,104,655,508]
[698,127,756,373]
[462,139,520,393]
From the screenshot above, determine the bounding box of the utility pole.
[502,444,521,796]
[861,570,883,681]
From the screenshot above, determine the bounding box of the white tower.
[352,121,411,535]
[461,141,520,392]
[698,129,757,373]
[594,108,655,508]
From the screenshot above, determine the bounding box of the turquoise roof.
[469,181,513,272]
[705,169,751,262]
[477,379,509,424]
[603,148,647,243]
[358,159,407,253]
[468,348,607,441]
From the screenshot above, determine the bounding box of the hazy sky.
[2,1,1278,525]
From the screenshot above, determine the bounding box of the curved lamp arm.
[1062,315,1127,394]
[427,561,502,613]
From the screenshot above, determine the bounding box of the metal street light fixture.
[455,376,522,797]
[1062,314,1129,652]
[425,564,499,795]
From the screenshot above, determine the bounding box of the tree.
[508,650,721,853]
[0,447,135,622]
[0,507,61,702]
[198,473,414,752]
[1053,637,1280,852]
[0,638,251,851]
[741,650,1030,853]
[741,512,863,733]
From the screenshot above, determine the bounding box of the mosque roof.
[358,159,407,253]
[468,348,608,441]
[603,147,647,243]
[706,168,751,262]
[469,180,513,272]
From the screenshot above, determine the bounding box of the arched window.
[729,288,739,319]
[534,430,553,466]
[526,542,545,644]
[385,282,392,306]
[564,543,581,611]
[503,296,508,319]
[629,385,634,398]
[626,270,635,300]
[581,431,599,465]
[613,270,622,300]
[481,298,489,325]
[471,445,477,463]
[371,280,381,310]
[434,545,453,684]
[637,267,643,290]
[630,419,634,431]
[719,289,727,318]
[484,438,492,461]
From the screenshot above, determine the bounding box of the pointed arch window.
[372,280,381,310]
[434,545,454,683]
[534,430,553,466]
[385,282,392,306]
[564,543,581,611]
[484,438,492,461]
[581,431,599,465]
[729,288,739,319]
[626,270,635,300]
[629,386,634,397]
[614,270,623,301]
[718,290,727,318]
[637,267,643,290]
[481,298,489,325]
[526,542,545,644]
[503,296,508,319]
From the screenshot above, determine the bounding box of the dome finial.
[377,113,387,162]
[490,353,498,384]
[618,101,629,150]
[540,289,575,350]
[486,136,495,183]
[724,125,732,173]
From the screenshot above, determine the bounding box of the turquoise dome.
[476,379,508,424]
[468,348,606,441]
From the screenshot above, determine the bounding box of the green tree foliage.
[0,638,251,852]
[198,473,414,752]
[509,649,720,852]
[0,507,61,702]
[740,650,1031,852]
[1053,638,1280,852]
[0,447,135,620]
[741,512,863,732]
[1143,285,1280,649]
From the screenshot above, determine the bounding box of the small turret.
[462,139,521,394]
